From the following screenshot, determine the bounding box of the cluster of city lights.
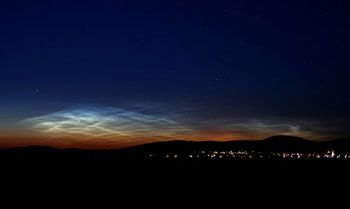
[148,150,350,160]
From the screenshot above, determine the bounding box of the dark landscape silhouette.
[2,135,350,184]
[2,135,350,163]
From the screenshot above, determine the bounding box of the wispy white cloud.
[212,119,323,140]
[18,104,333,147]
[20,105,193,146]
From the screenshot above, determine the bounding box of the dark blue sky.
[1,0,350,146]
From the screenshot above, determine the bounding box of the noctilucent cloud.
[0,0,350,148]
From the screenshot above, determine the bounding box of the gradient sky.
[1,0,350,148]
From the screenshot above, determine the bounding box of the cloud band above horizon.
[3,104,335,148]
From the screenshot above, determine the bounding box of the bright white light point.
[331,150,335,158]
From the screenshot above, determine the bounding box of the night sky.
[1,0,350,148]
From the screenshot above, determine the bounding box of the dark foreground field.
[1,147,350,199]
[1,136,350,182]
[1,156,350,195]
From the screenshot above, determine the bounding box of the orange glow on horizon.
[0,105,326,149]
[0,130,262,149]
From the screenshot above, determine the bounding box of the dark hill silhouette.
[263,135,310,143]
[256,135,317,151]
[8,145,59,152]
[1,136,350,161]
[1,136,349,186]
[320,138,350,151]
[128,135,322,153]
